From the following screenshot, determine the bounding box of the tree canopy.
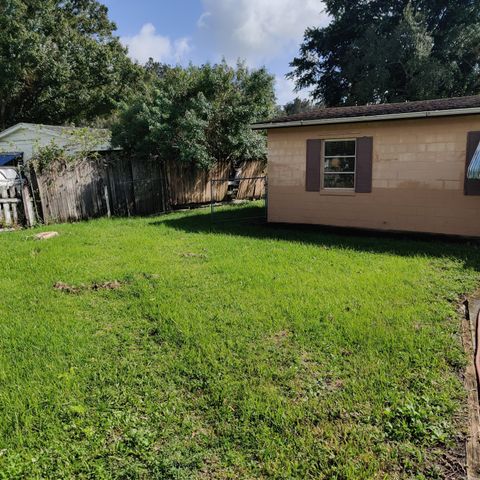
[289,0,480,106]
[281,97,319,116]
[0,0,142,129]
[112,62,276,169]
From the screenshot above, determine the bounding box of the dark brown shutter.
[355,137,373,193]
[464,131,480,195]
[306,139,322,192]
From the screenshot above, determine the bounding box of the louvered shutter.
[355,137,373,193]
[306,139,322,192]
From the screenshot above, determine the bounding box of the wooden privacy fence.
[33,158,109,223]
[166,161,231,206]
[31,156,266,224]
[236,161,267,199]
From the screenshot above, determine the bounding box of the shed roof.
[253,95,480,129]
[0,123,109,140]
[0,123,117,152]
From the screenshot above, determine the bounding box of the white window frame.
[322,139,356,190]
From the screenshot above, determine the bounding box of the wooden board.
[464,298,480,479]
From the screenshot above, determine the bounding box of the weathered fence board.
[236,161,267,199]
[166,161,231,206]
[32,156,265,224]
[130,158,168,215]
[21,182,36,227]
[105,155,135,217]
[34,158,108,223]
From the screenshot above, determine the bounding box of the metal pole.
[210,179,214,221]
[264,176,268,220]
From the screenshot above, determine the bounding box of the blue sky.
[102,0,329,104]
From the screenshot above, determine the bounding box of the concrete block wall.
[267,114,480,236]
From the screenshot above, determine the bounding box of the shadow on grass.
[152,204,480,269]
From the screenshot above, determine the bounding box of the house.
[0,123,115,165]
[253,95,480,237]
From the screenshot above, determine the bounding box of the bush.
[112,62,276,169]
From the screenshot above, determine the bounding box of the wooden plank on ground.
[464,297,480,480]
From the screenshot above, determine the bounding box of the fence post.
[104,184,111,218]
[22,181,36,227]
[264,177,268,219]
[210,179,214,217]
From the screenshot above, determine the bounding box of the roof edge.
[0,123,31,140]
[0,123,72,141]
[0,123,111,141]
[252,107,480,130]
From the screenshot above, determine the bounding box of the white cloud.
[197,12,212,29]
[275,76,312,105]
[198,0,329,65]
[121,23,191,64]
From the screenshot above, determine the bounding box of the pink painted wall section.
[267,114,480,236]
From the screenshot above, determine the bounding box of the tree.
[281,97,319,116]
[289,0,480,106]
[112,62,276,169]
[0,0,143,129]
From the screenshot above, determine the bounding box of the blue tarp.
[0,152,22,166]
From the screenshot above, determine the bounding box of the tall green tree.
[289,0,480,106]
[0,0,142,129]
[281,97,319,116]
[112,62,276,169]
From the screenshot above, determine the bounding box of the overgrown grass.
[1,203,479,479]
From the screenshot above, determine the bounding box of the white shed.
[0,123,115,163]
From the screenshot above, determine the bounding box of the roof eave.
[0,123,72,141]
[0,123,112,141]
[0,123,30,140]
[251,107,480,130]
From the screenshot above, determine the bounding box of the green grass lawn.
[1,203,479,479]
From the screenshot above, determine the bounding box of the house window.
[323,140,356,189]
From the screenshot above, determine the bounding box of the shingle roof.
[253,95,480,128]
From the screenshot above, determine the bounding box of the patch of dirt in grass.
[291,351,345,404]
[324,377,344,391]
[435,439,467,479]
[197,455,247,480]
[269,329,291,344]
[54,280,125,294]
[53,282,82,294]
[141,273,160,279]
[91,280,123,290]
[180,252,208,259]
[106,427,124,447]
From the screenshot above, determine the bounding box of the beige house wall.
[267,114,480,237]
